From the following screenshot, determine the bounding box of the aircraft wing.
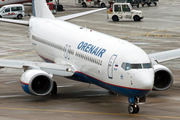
[0,59,75,77]
[56,8,106,21]
[149,48,180,63]
[0,8,106,25]
[0,18,29,26]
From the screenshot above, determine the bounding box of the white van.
[0,4,25,19]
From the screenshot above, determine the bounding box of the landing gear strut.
[128,97,140,114]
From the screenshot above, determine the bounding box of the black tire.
[128,105,139,114]
[142,4,144,7]
[154,2,157,6]
[112,15,119,22]
[133,15,140,21]
[147,3,151,7]
[17,14,22,19]
[128,105,135,114]
[82,2,87,7]
[57,4,63,11]
[137,4,139,8]
[101,3,106,8]
[134,105,140,113]
[51,81,57,95]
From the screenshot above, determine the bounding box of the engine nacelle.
[153,64,173,91]
[20,70,53,96]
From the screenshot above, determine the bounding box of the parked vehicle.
[75,0,110,8]
[107,3,143,21]
[47,2,57,14]
[115,0,158,7]
[116,0,141,8]
[141,0,158,7]
[0,4,25,19]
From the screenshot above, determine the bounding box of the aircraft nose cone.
[135,70,154,90]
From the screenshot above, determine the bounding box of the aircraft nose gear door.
[108,54,117,79]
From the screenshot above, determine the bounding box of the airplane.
[0,0,180,114]
[0,0,31,7]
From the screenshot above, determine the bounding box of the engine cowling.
[153,64,173,91]
[20,69,53,96]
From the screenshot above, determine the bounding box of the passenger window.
[11,7,22,11]
[17,7,22,11]
[11,7,17,11]
[5,8,10,12]
[100,60,102,66]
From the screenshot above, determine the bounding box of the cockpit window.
[121,62,131,71]
[143,63,152,68]
[121,62,126,70]
[121,62,151,71]
[126,63,131,70]
[131,64,142,69]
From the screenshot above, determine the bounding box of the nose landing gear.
[128,97,141,114]
[128,104,139,114]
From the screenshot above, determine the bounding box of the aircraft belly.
[75,71,151,97]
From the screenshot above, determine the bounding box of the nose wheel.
[128,97,141,114]
[128,104,139,114]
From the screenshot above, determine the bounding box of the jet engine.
[20,69,53,96]
[153,64,173,91]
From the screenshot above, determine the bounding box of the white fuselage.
[29,17,154,97]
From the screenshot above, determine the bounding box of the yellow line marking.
[0,52,36,59]
[119,27,180,39]
[0,107,179,119]
[119,31,154,39]
[146,27,180,37]
[144,34,173,37]
[114,33,135,35]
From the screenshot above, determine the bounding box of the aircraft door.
[114,4,122,17]
[68,45,71,59]
[108,54,117,79]
[122,4,132,19]
[2,7,10,18]
[11,7,19,18]
[64,44,68,59]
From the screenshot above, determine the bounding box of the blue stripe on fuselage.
[75,72,151,97]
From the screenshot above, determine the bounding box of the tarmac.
[0,0,180,119]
